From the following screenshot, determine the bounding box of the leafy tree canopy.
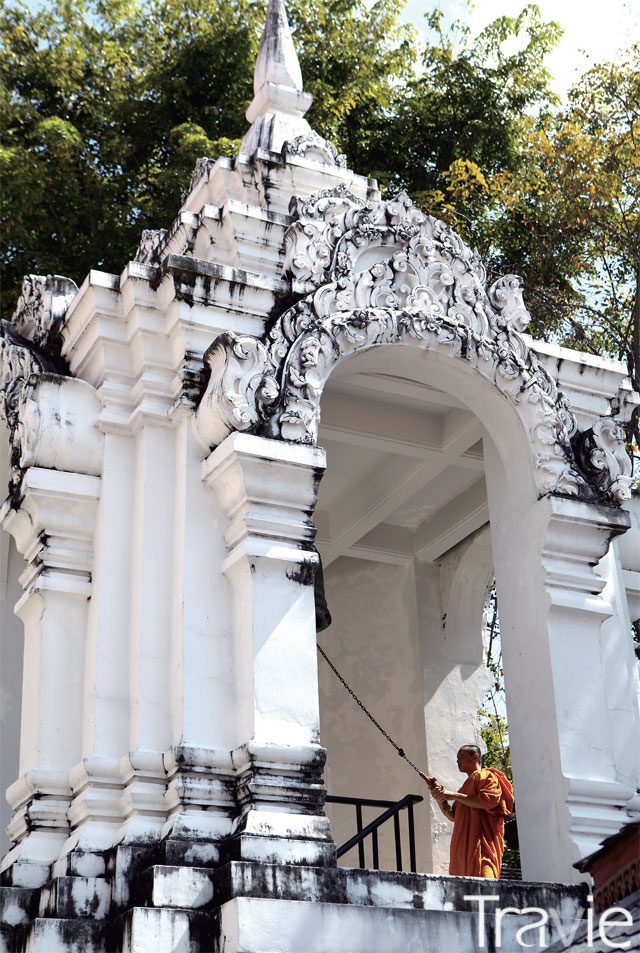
[1,0,639,442]
[1,0,414,313]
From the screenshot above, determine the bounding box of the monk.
[426,744,514,878]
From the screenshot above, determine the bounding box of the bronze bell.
[314,550,332,632]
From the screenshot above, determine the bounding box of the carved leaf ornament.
[0,275,75,477]
[0,202,632,506]
[197,187,633,505]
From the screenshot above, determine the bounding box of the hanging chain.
[317,643,428,779]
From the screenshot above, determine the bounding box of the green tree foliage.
[409,30,640,451]
[1,0,261,308]
[368,5,561,196]
[470,46,640,386]
[379,12,639,452]
[287,0,416,172]
[477,585,511,782]
[2,0,639,445]
[478,586,520,878]
[0,0,414,315]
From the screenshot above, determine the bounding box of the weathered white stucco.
[0,0,638,948]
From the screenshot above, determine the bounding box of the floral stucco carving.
[572,418,633,504]
[180,157,218,205]
[134,228,168,264]
[1,275,75,481]
[282,132,347,168]
[11,274,77,352]
[196,189,633,505]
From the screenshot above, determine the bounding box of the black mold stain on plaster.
[7,465,24,511]
[264,286,308,336]
[155,255,253,308]
[0,321,71,376]
[286,561,315,587]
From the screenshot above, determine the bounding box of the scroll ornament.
[134,229,168,265]
[572,418,634,504]
[0,275,76,476]
[282,132,347,168]
[195,189,632,505]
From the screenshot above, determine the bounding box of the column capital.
[542,494,631,612]
[202,432,325,551]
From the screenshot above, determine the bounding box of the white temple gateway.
[1,1,639,950]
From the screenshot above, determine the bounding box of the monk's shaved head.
[459,744,481,759]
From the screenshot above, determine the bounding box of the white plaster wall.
[420,526,494,873]
[319,557,431,874]
[0,418,23,857]
[0,535,24,856]
[597,493,640,798]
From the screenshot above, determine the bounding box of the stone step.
[106,896,588,953]
[133,860,588,920]
[4,916,106,953]
[0,885,38,928]
[0,863,590,952]
[116,907,209,953]
[214,895,587,953]
[38,875,111,919]
[0,885,39,953]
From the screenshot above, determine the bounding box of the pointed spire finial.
[253,0,303,95]
[242,0,313,156]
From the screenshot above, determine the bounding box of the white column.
[162,410,236,867]
[0,467,100,887]
[419,528,494,874]
[121,419,175,845]
[60,431,135,874]
[491,488,633,882]
[542,499,636,855]
[597,515,640,808]
[203,433,334,865]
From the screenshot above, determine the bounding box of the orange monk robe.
[449,768,514,878]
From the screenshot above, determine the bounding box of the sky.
[403,0,640,96]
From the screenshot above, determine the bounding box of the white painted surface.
[0,4,637,938]
[320,558,431,873]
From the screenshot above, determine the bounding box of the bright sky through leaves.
[22,0,640,97]
[404,0,640,96]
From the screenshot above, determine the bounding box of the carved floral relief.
[196,188,633,505]
[0,274,76,479]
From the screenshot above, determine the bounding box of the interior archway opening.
[313,344,522,876]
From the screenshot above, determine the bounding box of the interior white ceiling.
[315,350,489,567]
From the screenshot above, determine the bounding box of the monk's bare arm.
[437,791,496,811]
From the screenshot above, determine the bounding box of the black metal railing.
[325,793,423,873]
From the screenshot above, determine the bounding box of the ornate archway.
[196,187,637,881]
[196,188,632,508]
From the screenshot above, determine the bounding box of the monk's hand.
[419,771,441,792]
[433,789,453,805]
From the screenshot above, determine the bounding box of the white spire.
[242,0,313,156]
[253,0,303,95]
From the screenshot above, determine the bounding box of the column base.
[224,810,336,866]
